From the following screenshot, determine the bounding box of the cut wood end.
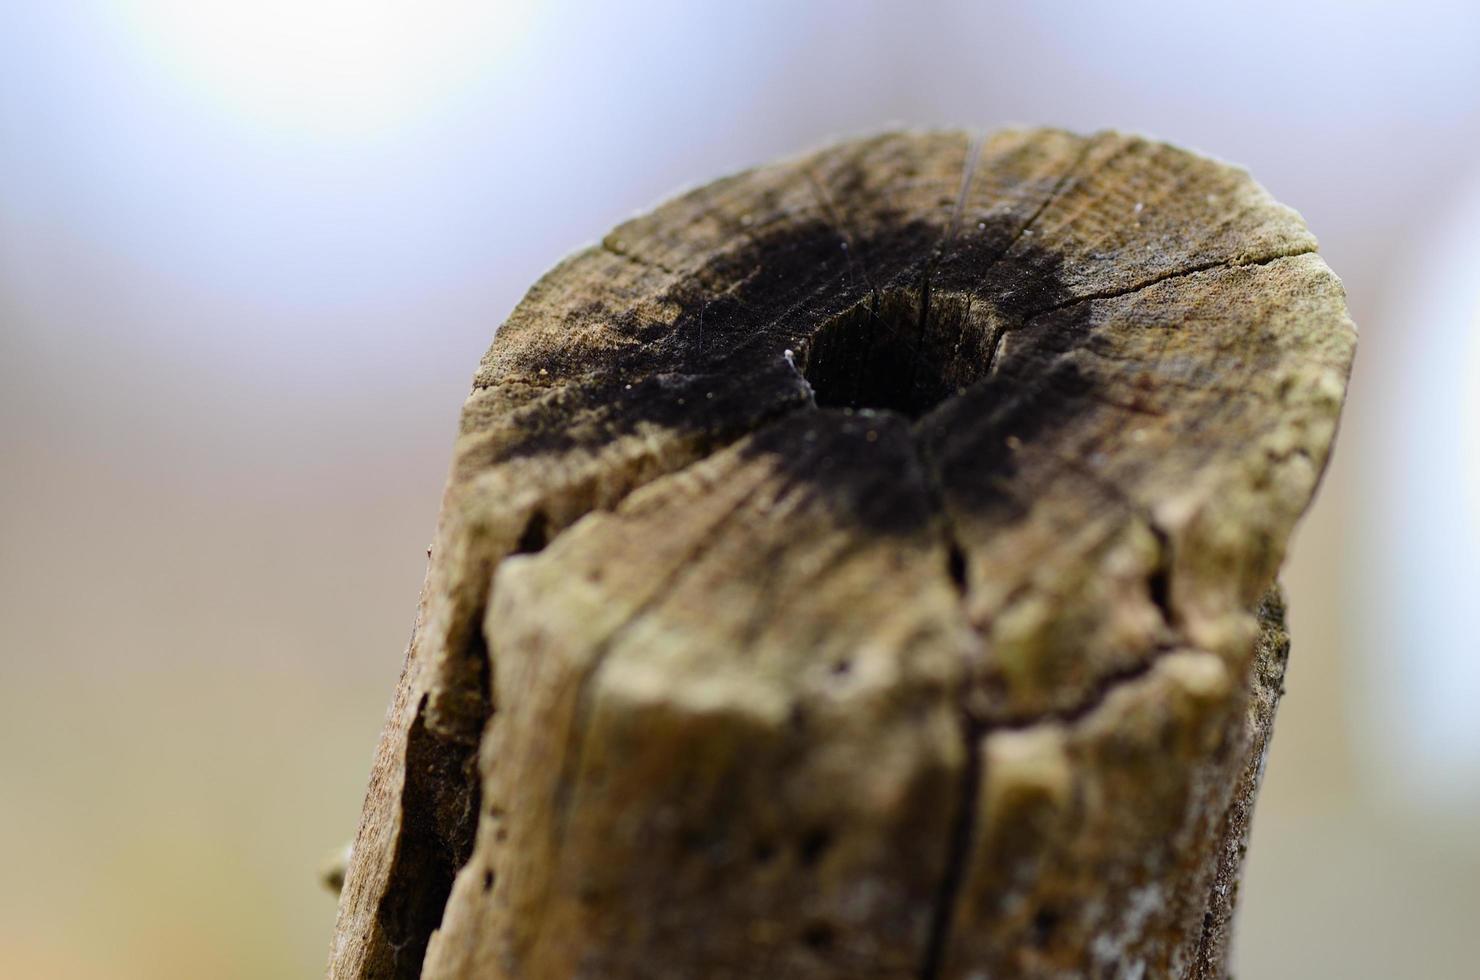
[329,129,1354,979]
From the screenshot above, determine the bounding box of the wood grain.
[329,129,1355,979]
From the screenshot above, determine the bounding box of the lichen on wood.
[328,129,1355,979]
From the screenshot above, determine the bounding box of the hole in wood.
[798,826,834,867]
[514,509,550,554]
[946,542,968,590]
[1029,905,1061,947]
[801,921,836,952]
[752,837,779,864]
[800,289,986,419]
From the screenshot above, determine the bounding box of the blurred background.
[2,2,1477,976]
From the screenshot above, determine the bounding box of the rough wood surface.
[329,129,1355,979]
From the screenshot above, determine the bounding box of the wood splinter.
[328,128,1355,979]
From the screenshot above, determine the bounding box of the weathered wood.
[329,129,1354,979]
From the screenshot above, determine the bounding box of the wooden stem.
[329,129,1354,979]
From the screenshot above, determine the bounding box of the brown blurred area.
[3,3,1478,976]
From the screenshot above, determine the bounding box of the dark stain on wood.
[479,212,1100,541]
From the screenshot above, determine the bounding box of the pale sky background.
[2,2,1478,976]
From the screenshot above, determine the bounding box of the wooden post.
[329,129,1355,979]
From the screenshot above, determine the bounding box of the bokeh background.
[3,2,1478,976]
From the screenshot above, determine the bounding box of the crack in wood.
[1021,245,1321,321]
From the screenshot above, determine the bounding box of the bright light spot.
[109,1,537,137]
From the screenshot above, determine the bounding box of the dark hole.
[798,826,833,867]
[1146,523,1174,624]
[1030,906,1061,946]
[802,921,836,952]
[752,838,779,864]
[800,288,978,419]
[514,510,550,554]
[1148,561,1172,623]
[946,542,968,590]
[829,658,852,677]
[482,869,496,892]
